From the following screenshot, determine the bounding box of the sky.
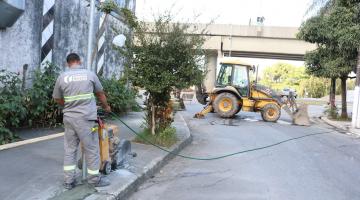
[136,0,313,27]
[136,0,313,72]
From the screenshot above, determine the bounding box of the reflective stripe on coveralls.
[63,118,100,184]
[64,93,95,102]
[87,168,99,175]
[64,165,76,171]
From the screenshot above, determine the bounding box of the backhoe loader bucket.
[282,96,310,126]
[282,104,310,126]
[291,104,311,126]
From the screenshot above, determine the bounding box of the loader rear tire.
[261,104,281,122]
[214,92,239,118]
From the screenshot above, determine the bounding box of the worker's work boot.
[63,181,76,190]
[63,178,83,190]
[88,176,110,187]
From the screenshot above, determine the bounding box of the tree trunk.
[176,89,181,99]
[329,77,336,110]
[22,64,28,91]
[340,76,348,119]
[151,103,156,135]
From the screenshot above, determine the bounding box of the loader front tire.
[261,104,281,122]
[214,92,239,118]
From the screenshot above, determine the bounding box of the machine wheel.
[102,161,111,175]
[213,92,239,118]
[77,159,82,170]
[261,104,281,122]
[235,105,243,114]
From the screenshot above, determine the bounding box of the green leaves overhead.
[118,11,207,134]
[298,0,360,78]
[260,63,307,91]
[120,12,206,98]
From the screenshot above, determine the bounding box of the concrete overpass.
[192,24,316,91]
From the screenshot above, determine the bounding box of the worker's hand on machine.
[103,105,111,113]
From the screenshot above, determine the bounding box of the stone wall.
[0,0,43,75]
[0,0,135,81]
[102,15,129,78]
[52,0,96,69]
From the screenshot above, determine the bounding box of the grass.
[327,116,352,122]
[323,106,352,122]
[296,99,328,105]
[133,127,178,148]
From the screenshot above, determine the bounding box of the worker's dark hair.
[66,53,81,63]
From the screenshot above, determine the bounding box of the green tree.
[24,63,62,127]
[119,11,206,134]
[0,70,27,144]
[100,77,138,113]
[299,76,329,98]
[298,0,359,118]
[260,63,308,92]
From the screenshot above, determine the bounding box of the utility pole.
[86,0,96,71]
[352,50,360,128]
[82,0,96,180]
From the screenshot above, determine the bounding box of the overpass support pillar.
[204,51,218,93]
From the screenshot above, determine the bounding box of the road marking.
[277,120,292,125]
[0,132,64,151]
[243,118,292,125]
[243,118,259,122]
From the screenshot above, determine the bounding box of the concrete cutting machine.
[78,111,136,176]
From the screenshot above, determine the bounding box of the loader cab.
[216,61,251,97]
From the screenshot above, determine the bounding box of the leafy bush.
[260,63,308,92]
[24,63,62,127]
[98,0,118,13]
[100,77,138,113]
[120,11,206,135]
[0,63,137,144]
[0,63,61,144]
[0,70,27,144]
[324,105,339,119]
[134,126,177,148]
[299,76,329,98]
[334,79,356,95]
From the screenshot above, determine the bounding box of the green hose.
[109,112,333,161]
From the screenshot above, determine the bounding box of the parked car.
[281,88,297,98]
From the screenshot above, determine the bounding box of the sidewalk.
[0,112,192,200]
[320,116,360,136]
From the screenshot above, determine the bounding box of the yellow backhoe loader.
[194,58,310,126]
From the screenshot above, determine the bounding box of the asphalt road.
[0,112,143,200]
[129,103,360,200]
[0,137,64,200]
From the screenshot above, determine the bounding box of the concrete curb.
[319,116,360,136]
[85,112,193,200]
[0,125,119,152]
[0,132,64,151]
